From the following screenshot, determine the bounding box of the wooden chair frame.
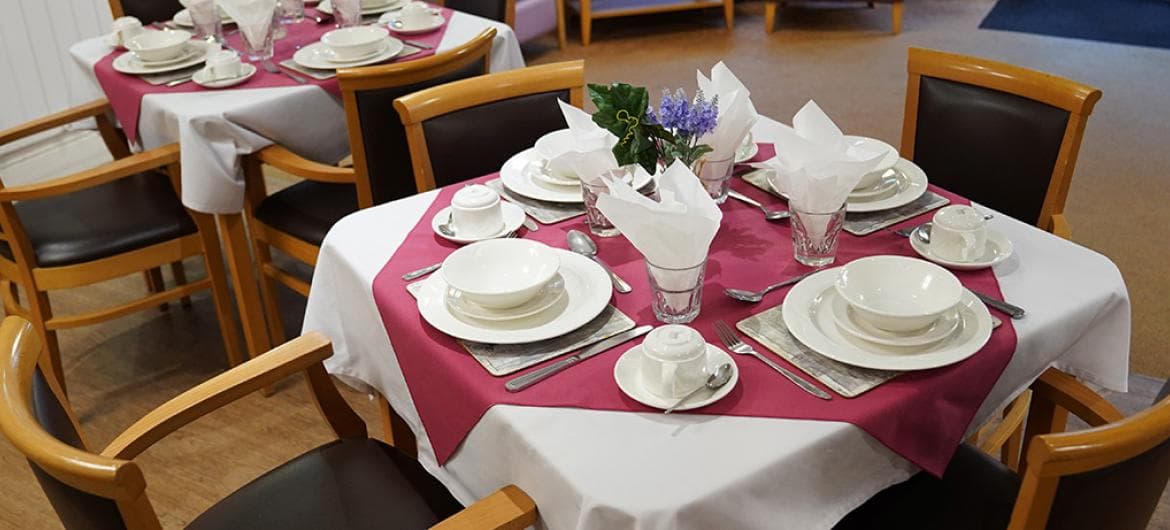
[0,317,536,530]
[901,47,1103,240]
[0,101,242,393]
[765,0,902,35]
[394,59,585,193]
[572,0,733,46]
[241,29,496,346]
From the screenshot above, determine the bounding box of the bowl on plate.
[441,239,561,309]
[320,25,389,61]
[835,255,963,333]
[126,29,192,63]
[844,136,898,190]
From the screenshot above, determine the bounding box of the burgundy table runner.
[370,149,1017,476]
[93,7,452,143]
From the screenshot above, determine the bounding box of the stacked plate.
[293,25,405,70]
[318,0,408,15]
[416,239,613,343]
[498,129,654,203]
[112,31,218,75]
[782,255,993,371]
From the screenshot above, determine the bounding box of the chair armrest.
[432,485,537,530]
[254,145,357,184]
[1050,213,1072,240]
[1031,367,1123,428]
[978,390,1031,455]
[0,100,113,146]
[101,332,334,460]
[0,144,180,202]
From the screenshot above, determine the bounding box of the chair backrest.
[108,0,184,25]
[338,29,495,207]
[902,47,1101,230]
[393,60,585,192]
[444,0,515,26]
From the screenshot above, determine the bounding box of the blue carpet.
[980,0,1170,50]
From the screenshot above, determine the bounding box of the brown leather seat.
[0,171,197,267]
[187,438,463,530]
[444,0,511,24]
[253,181,357,247]
[112,0,184,25]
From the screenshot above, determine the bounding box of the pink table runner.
[93,7,452,143]
[370,153,1017,476]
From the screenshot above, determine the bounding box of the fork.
[260,60,308,84]
[713,320,832,400]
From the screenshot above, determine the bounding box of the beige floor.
[1,0,1169,527]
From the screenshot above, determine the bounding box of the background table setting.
[302,64,1131,529]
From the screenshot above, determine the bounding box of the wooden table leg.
[891,0,903,34]
[216,213,273,366]
[764,1,777,34]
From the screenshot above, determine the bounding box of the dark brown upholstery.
[421,90,570,187]
[444,0,508,23]
[254,182,357,247]
[0,171,197,267]
[28,368,126,530]
[115,0,184,25]
[187,438,463,530]
[912,76,1070,226]
[1044,437,1170,530]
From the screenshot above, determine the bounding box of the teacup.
[400,1,435,27]
[640,325,708,398]
[931,205,988,262]
[127,29,192,63]
[320,25,389,61]
[204,50,242,80]
[111,16,144,47]
[450,184,504,239]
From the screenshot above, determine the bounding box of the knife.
[505,325,653,392]
[972,290,1026,320]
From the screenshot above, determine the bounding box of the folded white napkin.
[697,62,758,161]
[596,160,722,269]
[217,0,277,46]
[754,100,887,212]
[562,149,619,185]
[544,100,621,180]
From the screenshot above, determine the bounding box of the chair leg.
[891,0,903,34]
[579,0,591,46]
[252,241,288,345]
[191,214,245,368]
[764,1,777,34]
[723,0,734,30]
[379,394,418,458]
[554,0,567,50]
[27,290,65,394]
[170,261,192,308]
[144,268,169,312]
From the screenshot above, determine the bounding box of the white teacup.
[450,185,504,238]
[931,205,988,262]
[111,16,144,47]
[400,1,435,27]
[204,50,242,80]
[640,325,708,399]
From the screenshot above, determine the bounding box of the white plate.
[384,13,446,35]
[500,148,653,203]
[764,158,928,213]
[614,343,738,411]
[910,227,1014,271]
[848,171,900,201]
[112,41,216,75]
[735,140,758,163]
[447,274,565,322]
[172,9,233,27]
[319,0,407,15]
[782,268,993,371]
[831,294,960,348]
[292,37,404,70]
[134,45,202,67]
[416,249,611,344]
[430,202,526,244]
[192,63,257,88]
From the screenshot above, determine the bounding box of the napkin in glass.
[696,62,759,161]
[217,0,278,47]
[545,100,623,181]
[596,160,722,269]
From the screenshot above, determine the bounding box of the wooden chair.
[0,316,537,530]
[394,60,585,192]
[765,1,903,35]
[901,47,1103,239]
[241,29,495,344]
[573,0,733,47]
[837,367,1170,530]
[107,0,183,24]
[444,0,517,27]
[0,101,242,393]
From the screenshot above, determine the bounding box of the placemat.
[484,178,586,224]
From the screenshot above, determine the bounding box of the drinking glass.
[281,0,305,24]
[791,203,847,267]
[187,0,224,43]
[581,171,621,238]
[333,0,362,27]
[691,153,735,204]
[645,259,707,324]
[241,9,280,60]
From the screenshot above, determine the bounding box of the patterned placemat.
[483,179,585,225]
[406,281,635,376]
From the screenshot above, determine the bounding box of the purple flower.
[652,88,719,138]
[687,91,719,138]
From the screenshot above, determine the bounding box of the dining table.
[67,10,525,359]
[302,116,1130,529]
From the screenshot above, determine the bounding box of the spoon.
[437,212,457,237]
[664,363,733,414]
[724,270,818,303]
[566,230,632,293]
[727,189,789,221]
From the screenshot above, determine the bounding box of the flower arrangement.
[588,83,719,174]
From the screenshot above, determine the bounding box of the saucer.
[446,274,565,322]
[192,63,257,88]
[319,0,407,15]
[293,38,404,70]
[384,12,446,35]
[500,148,653,203]
[830,294,960,348]
[614,343,738,411]
[430,202,526,244]
[782,268,993,371]
[910,227,1014,271]
[112,41,216,75]
[416,249,611,344]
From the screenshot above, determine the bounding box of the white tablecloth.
[302,119,1130,529]
[69,15,525,214]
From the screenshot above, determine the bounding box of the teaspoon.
[727,189,790,221]
[664,363,733,414]
[724,270,818,303]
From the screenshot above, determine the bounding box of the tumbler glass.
[645,259,707,324]
[333,0,362,27]
[691,153,735,204]
[790,203,847,267]
[581,172,621,238]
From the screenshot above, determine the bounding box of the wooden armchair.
[765,0,903,34]
[0,101,241,393]
[0,316,537,530]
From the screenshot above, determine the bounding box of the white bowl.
[845,136,899,190]
[441,239,561,309]
[835,255,964,333]
[126,29,192,63]
[534,129,578,161]
[320,26,389,61]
